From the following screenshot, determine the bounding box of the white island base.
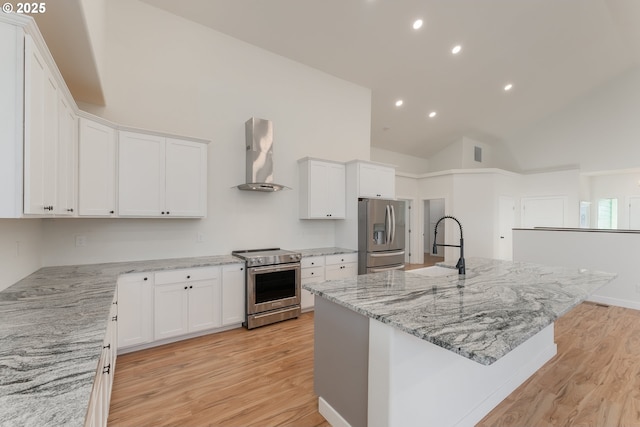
[315,298,557,427]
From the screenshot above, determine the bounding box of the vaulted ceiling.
[37,0,640,160]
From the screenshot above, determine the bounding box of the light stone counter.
[305,257,616,365]
[306,257,617,427]
[297,247,357,258]
[0,255,242,427]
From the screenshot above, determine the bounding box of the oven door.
[247,263,301,315]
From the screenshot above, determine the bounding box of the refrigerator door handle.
[390,204,396,244]
[385,205,391,243]
[369,250,405,258]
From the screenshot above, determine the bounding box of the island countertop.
[303,257,616,365]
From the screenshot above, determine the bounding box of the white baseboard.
[319,397,352,427]
[587,294,640,311]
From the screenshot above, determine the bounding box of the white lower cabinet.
[153,267,221,341]
[117,273,153,349]
[221,263,245,326]
[85,292,117,427]
[325,253,358,280]
[301,256,325,310]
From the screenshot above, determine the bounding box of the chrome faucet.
[432,215,465,276]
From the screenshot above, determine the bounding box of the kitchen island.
[303,257,616,427]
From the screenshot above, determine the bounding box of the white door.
[117,273,153,348]
[56,95,77,215]
[497,196,515,260]
[308,161,330,218]
[78,118,117,216]
[154,283,189,340]
[327,162,346,218]
[118,131,165,217]
[165,138,207,217]
[629,197,640,230]
[24,35,58,215]
[222,264,246,325]
[188,279,219,332]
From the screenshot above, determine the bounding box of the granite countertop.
[297,247,357,257]
[0,255,242,426]
[304,257,616,365]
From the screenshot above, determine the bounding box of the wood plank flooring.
[478,302,640,426]
[109,303,640,427]
[108,312,329,427]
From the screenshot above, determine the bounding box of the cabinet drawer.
[325,253,357,265]
[301,256,325,269]
[155,267,219,285]
[301,266,325,280]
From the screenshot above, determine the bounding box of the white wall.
[41,0,371,266]
[0,220,43,291]
[520,169,581,228]
[514,229,640,310]
[427,139,464,172]
[371,147,428,174]
[509,66,640,173]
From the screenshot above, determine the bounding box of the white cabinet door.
[165,138,207,217]
[325,263,358,280]
[23,35,58,215]
[118,131,165,217]
[188,278,220,332]
[78,118,117,216]
[325,253,358,280]
[0,22,23,219]
[222,263,245,326]
[358,162,395,199]
[55,95,77,216]
[154,282,189,340]
[299,159,345,219]
[327,162,346,218]
[117,273,153,349]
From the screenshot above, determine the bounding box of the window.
[597,198,618,229]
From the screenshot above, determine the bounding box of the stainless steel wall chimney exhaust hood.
[237,118,290,192]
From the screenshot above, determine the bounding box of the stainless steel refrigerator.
[358,198,406,274]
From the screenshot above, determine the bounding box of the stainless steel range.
[232,248,302,329]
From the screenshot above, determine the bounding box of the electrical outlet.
[196,232,205,243]
[15,241,20,257]
[75,235,87,247]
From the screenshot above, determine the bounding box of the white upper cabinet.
[23,34,58,215]
[56,94,77,215]
[0,21,23,218]
[118,131,165,217]
[356,161,396,199]
[299,158,346,219]
[118,132,207,218]
[78,118,117,216]
[164,138,207,217]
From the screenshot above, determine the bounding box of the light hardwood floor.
[108,312,329,427]
[109,303,640,426]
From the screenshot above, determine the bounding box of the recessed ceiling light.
[504,83,513,91]
[451,45,462,55]
[412,19,423,30]
[428,111,437,118]
[395,100,403,107]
